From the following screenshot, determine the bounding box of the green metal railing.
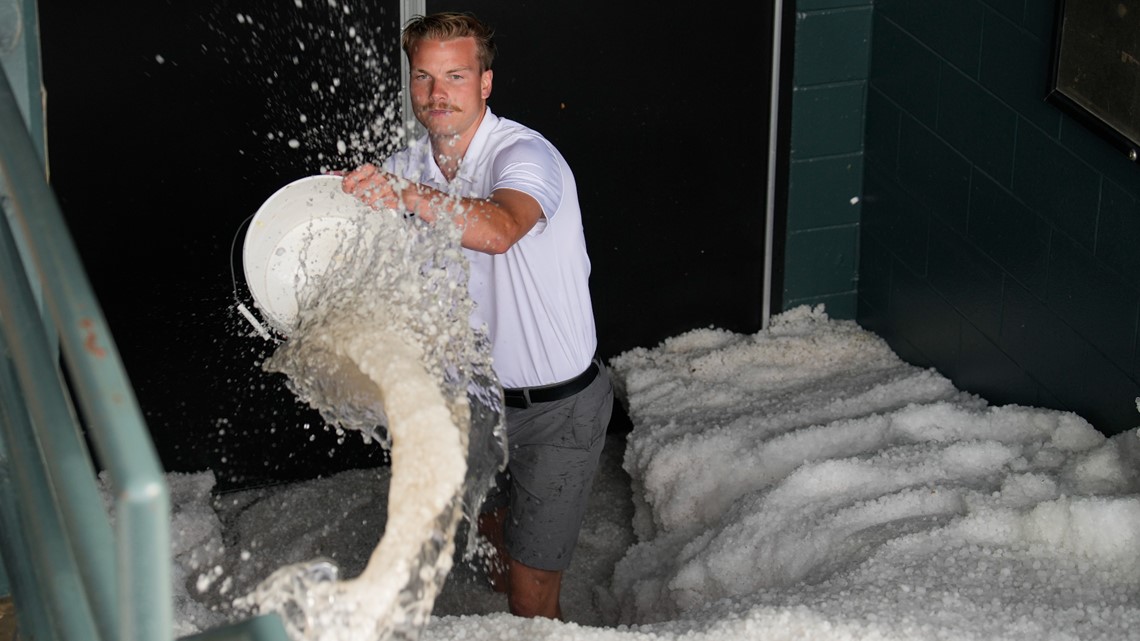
[0,56,171,641]
[0,3,287,640]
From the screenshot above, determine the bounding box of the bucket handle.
[229,213,277,342]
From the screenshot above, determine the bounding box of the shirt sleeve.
[489,137,564,224]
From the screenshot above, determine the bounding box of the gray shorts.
[483,360,614,571]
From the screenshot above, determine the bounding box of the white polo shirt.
[384,107,598,389]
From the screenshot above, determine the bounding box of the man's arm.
[342,163,542,255]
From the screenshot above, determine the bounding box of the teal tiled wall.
[783,0,873,319]
[855,0,1140,435]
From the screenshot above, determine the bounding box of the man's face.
[408,36,492,140]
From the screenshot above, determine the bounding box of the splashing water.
[234,190,507,641]
[202,1,408,173]
[207,4,507,636]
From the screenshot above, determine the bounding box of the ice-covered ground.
[170,305,1140,640]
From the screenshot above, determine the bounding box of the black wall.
[428,0,772,358]
[38,2,773,489]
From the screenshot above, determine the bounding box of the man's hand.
[340,163,542,255]
[342,164,402,211]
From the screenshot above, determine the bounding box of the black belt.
[503,361,600,409]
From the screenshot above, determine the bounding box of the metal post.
[762,0,785,330]
[400,0,425,139]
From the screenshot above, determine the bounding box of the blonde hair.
[402,12,497,72]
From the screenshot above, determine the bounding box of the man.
[341,12,612,620]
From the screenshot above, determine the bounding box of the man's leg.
[508,560,563,620]
[477,506,563,619]
[477,506,509,593]
[490,364,613,619]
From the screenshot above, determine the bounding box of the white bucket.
[242,174,382,337]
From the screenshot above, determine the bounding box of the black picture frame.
[1047,0,1140,163]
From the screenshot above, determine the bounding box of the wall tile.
[980,0,1024,25]
[1096,180,1140,285]
[857,289,891,337]
[785,1,872,319]
[882,331,933,369]
[869,14,940,125]
[857,232,893,315]
[785,292,858,319]
[1011,123,1100,250]
[790,83,867,158]
[980,12,1061,134]
[788,155,864,231]
[798,0,872,9]
[981,0,1054,40]
[958,320,1042,407]
[784,225,860,297]
[999,278,1140,433]
[927,218,1004,339]
[878,0,984,75]
[1035,382,1064,414]
[796,7,873,86]
[856,0,1140,436]
[1057,116,1140,201]
[864,86,901,176]
[1046,234,1139,373]
[937,66,1017,187]
[863,164,931,276]
[1136,329,1140,385]
[889,265,962,373]
[1024,0,1059,41]
[897,116,972,234]
[967,169,1050,298]
[997,274,1036,366]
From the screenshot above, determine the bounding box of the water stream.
[234,182,506,641]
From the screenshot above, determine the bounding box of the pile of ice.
[163,305,1140,640]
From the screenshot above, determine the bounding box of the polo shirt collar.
[451,106,497,187]
[412,106,498,188]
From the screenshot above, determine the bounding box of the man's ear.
[482,69,493,100]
